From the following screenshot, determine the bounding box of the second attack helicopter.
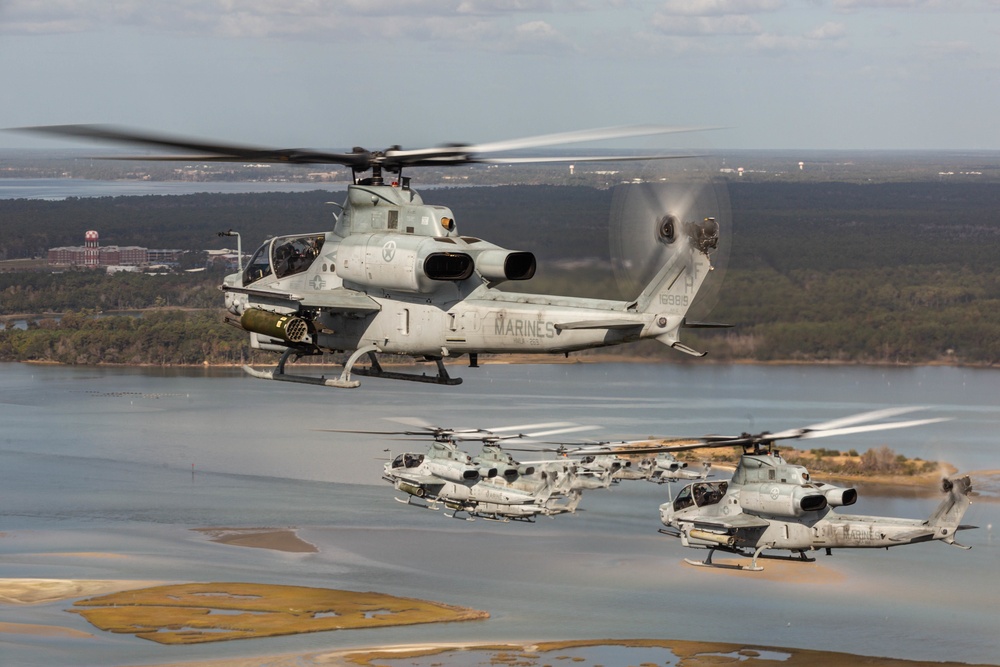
[23,124,731,388]
[648,408,974,570]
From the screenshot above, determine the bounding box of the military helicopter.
[648,408,974,571]
[332,419,596,521]
[593,447,711,483]
[21,124,730,388]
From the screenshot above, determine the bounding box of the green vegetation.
[0,310,248,365]
[688,446,939,478]
[71,582,488,644]
[1,178,999,366]
[0,270,220,313]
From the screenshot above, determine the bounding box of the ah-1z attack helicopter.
[647,408,975,571]
[333,420,599,522]
[23,124,730,388]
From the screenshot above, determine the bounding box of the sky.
[0,1,998,152]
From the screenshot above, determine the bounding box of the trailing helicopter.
[595,448,711,483]
[331,420,597,522]
[20,124,730,388]
[647,408,975,571]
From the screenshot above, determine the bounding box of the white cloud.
[806,21,846,39]
[832,0,951,9]
[651,14,763,36]
[657,0,785,16]
[923,40,980,57]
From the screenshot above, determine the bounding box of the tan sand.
[0,578,163,605]
[0,621,93,638]
[114,639,1000,667]
[193,527,319,553]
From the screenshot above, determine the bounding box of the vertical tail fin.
[634,227,719,356]
[929,475,974,545]
[636,232,715,316]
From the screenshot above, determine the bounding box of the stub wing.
[389,472,444,489]
[224,284,381,314]
[692,513,771,531]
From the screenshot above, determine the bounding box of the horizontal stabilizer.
[671,342,707,357]
[682,320,733,329]
[554,320,643,331]
[889,529,935,543]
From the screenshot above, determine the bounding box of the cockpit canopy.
[242,234,326,286]
[672,481,729,512]
[392,453,425,469]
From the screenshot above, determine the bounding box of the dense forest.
[1,179,999,366]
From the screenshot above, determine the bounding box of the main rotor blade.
[478,154,700,165]
[778,407,928,436]
[482,422,577,434]
[13,124,372,168]
[460,125,715,154]
[14,123,715,172]
[791,417,951,440]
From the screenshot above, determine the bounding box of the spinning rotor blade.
[15,124,372,168]
[778,417,951,441]
[460,125,713,154]
[553,408,950,456]
[14,123,716,172]
[484,422,577,434]
[386,125,711,164]
[780,406,928,434]
[608,171,732,320]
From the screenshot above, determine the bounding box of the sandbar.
[71,582,489,645]
[116,639,999,667]
[0,578,163,605]
[0,620,93,638]
[193,527,319,553]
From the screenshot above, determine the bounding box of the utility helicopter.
[21,124,730,388]
[328,419,601,522]
[639,408,974,571]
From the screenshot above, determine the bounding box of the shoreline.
[104,638,1000,667]
[15,354,1000,371]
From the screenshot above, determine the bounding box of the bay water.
[1,361,998,666]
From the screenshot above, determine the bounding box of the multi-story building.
[48,230,149,267]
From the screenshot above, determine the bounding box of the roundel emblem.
[382,240,397,262]
[770,487,780,500]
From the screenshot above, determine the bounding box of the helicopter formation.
[329,420,621,522]
[338,408,975,570]
[15,123,978,571]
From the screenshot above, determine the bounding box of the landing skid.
[243,346,371,388]
[242,346,463,387]
[352,352,463,386]
[394,496,440,511]
[683,546,763,571]
[684,545,814,571]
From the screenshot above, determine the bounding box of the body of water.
[1,361,997,666]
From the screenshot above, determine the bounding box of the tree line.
[1,180,998,366]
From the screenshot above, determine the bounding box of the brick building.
[48,230,149,267]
